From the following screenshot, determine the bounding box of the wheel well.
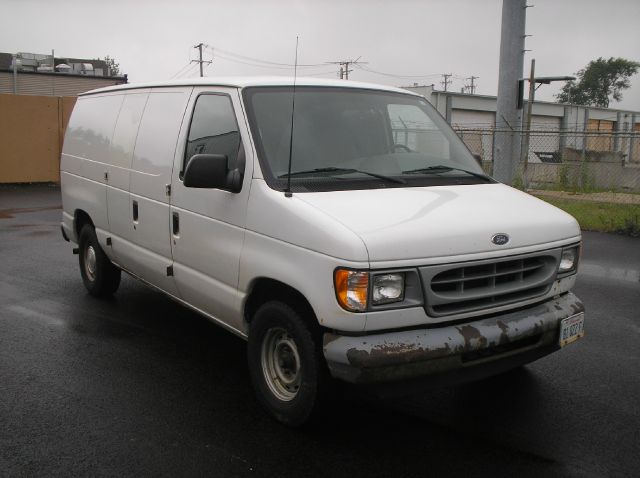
[74,210,93,237]
[244,278,318,330]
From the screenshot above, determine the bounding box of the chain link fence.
[455,128,640,204]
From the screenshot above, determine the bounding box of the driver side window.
[184,94,241,172]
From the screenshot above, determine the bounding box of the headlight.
[372,273,405,305]
[558,245,580,274]
[334,269,369,312]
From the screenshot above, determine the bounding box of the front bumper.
[323,292,584,386]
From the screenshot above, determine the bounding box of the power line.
[212,52,343,77]
[170,62,193,79]
[175,43,470,84]
[353,64,441,79]
[204,44,324,68]
[175,62,200,79]
[213,51,301,70]
[306,70,343,77]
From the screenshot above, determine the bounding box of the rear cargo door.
[106,89,149,263]
[124,87,192,296]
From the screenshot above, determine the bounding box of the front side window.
[242,86,490,192]
[184,94,241,172]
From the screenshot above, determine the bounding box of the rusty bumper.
[323,292,584,385]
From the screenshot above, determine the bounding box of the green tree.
[102,55,121,76]
[555,57,639,107]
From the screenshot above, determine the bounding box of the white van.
[60,77,584,426]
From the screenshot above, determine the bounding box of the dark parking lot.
[1,185,639,477]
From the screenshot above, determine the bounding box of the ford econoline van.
[60,77,584,426]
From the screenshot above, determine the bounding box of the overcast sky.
[3,0,639,110]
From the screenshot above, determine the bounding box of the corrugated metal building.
[403,84,640,163]
[0,71,127,96]
[0,51,127,96]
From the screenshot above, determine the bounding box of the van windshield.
[242,86,492,192]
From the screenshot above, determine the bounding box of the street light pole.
[519,68,576,190]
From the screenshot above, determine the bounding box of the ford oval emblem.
[492,233,510,246]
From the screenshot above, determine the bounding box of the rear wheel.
[78,224,121,297]
[248,301,332,427]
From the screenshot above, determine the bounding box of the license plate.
[559,312,585,347]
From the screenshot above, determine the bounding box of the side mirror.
[183,154,228,189]
[225,168,243,193]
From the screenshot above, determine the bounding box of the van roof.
[79,76,421,97]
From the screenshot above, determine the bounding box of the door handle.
[132,200,139,222]
[172,212,179,236]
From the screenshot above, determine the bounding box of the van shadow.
[62,276,559,478]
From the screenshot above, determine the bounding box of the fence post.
[629,114,637,164]
[579,109,589,190]
[613,112,622,153]
[560,106,569,152]
[581,108,589,161]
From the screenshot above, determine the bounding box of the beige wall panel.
[0,93,77,183]
[587,119,614,152]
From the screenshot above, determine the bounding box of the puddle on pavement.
[579,262,640,283]
[0,205,61,219]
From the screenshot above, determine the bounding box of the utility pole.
[521,58,535,189]
[441,73,453,92]
[329,58,367,80]
[343,61,352,80]
[494,0,527,185]
[192,43,212,77]
[12,54,18,94]
[465,76,479,94]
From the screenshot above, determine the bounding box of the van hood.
[296,184,580,262]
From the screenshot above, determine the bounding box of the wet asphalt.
[0,185,639,478]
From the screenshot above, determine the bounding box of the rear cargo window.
[64,94,124,164]
[133,91,188,174]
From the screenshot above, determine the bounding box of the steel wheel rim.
[85,245,97,282]
[261,327,301,401]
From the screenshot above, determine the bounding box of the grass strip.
[534,196,640,237]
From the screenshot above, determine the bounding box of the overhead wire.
[170,62,194,79]
[306,70,342,77]
[173,43,473,82]
[169,45,203,79]
[354,64,441,79]
[212,50,341,76]
[176,62,200,79]
[213,51,299,70]
[204,44,325,68]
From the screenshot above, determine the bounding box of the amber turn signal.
[334,269,369,312]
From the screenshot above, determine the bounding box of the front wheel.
[247,301,331,427]
[78,225,121,297]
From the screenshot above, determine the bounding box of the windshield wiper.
[279,167,407,184]
[402,165,494,182]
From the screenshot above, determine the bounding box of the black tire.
[247,301,332,427]
[78,224,121,297]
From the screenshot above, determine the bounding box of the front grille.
[420,250,560,317]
